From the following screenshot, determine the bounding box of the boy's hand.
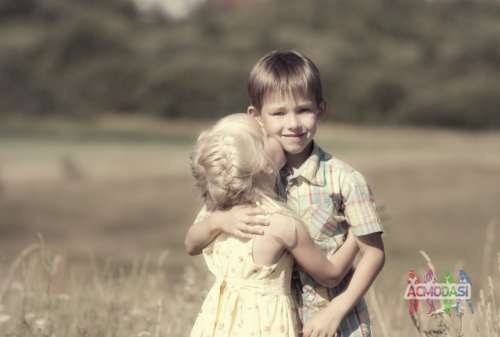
[216,205,270,239]
[303,303,345,337]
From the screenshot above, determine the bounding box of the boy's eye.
[299,107,312,113]
[271,111,285,116]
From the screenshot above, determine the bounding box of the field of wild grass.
[0,116,499,336]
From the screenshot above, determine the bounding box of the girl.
[189,113,357,337]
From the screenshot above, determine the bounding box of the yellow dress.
[189,207,300,337]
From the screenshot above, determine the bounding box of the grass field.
[0,116,499,336]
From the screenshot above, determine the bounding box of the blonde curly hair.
[190,113,279,211]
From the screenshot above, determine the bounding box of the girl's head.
[190,113,285,211]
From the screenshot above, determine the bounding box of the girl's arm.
[184,205,270,255]
[267,214,359,287]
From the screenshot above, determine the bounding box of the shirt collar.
[284,142,327,186]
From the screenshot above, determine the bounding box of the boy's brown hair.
[248,50,324,110]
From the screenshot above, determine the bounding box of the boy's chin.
[283,143,311,156]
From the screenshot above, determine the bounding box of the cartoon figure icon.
[407,269,420,316]
[458,269,474,314]
[441,272,456,316]
[423,269,437,314]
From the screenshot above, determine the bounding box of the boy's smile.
[248,91,326,168]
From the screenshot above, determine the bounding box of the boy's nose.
[286,113,300,129]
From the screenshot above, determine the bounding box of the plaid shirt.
[281,142,384,337]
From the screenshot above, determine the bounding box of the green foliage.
[0,0,499,128]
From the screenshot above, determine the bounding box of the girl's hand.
[216,205,270,239]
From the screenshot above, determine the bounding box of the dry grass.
[365,216,500,337]
[0,238,210,337]
[0,241,498,337]
[368,253,500,337]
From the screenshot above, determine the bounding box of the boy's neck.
[285,142,314,169]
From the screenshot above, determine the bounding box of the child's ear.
[318,100,328,120]
[247,105,259,117]
[247,105,262,122]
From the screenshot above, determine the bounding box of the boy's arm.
[184,205,270,256]
[184,211,223,256]
[329,232,384,310]
[304,169,385,337]
[303,233,385,337]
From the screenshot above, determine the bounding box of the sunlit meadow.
[0,117,499,336]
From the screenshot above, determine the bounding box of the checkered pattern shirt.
[282,142,384,337]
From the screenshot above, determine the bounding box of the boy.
[185,51,385,337]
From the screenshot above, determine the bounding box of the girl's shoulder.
[255,194,303,249]
[265,212,300,250]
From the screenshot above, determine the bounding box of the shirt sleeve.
[340,169,384,236]
[193,204,209,224]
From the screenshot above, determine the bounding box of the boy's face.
[248,91,326,160]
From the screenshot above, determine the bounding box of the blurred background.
[2,0,500,127]
[0,0,499,336]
